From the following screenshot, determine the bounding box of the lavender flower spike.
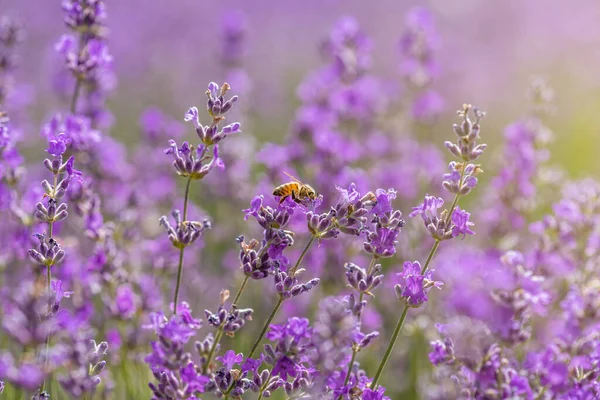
[394,261,443,307]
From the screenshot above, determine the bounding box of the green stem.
[40,172,59,394]
[172,248,185,316]
[289,235,315,276]
[172,177,193,316]
[257,383,268,400]
[444,191,461,227]
[70,78,82,114]
[420,240,440,275]
[340,350,357,390]
[371,176,465,388]
[231,275,249,306]
[202,275,250,373]
[371,237,441,388]
[247,296,284,360]
[357,256,378,318]
[182,177,192,221]
[370,306,409,388]
[246,235,316,359]
[338,256,378,397]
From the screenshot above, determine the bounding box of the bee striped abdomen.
[273,183,298,197]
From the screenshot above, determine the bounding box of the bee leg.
[279,195,288,205]
[291,190,301,204]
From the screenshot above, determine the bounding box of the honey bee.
[273,172,317,205]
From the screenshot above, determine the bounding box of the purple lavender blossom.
[56,35,112,80]
[451,207,475,239]
[363,188,405,258]
[184,82,240,147]
[394,261,443,307]
[145,303,208,399]
[204,293,253,335]
[216,350,243,371]
[62,0,107,34]
[409,195,453,240]
[57,337,108,397]
[112,284,139,319]
[159,210,210,249]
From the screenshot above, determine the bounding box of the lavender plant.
[1,2,599,400]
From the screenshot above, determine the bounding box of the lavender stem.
[172,176,193,316]
[202,275,250,373]
[370,305,410,388]
[40,168,60,395]
[338,256,378,395]
[247,296,284,360]
[247,235,316,359]
[371,178,464,388]
[70,77,81,114]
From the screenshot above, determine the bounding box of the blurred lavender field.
[2,0,600,399]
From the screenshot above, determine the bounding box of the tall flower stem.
[247,296,284,360]
[246,235,316,360]
[172,176,193,316]
[45,173,58,290]
[371,183,464,388]
[202,275,250,373]
[70,77,81,114]
[370,306,410,388]
[40,153,61,396]
[338,256,378,395]
[69,32,86,115]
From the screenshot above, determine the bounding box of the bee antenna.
[283,171,302,183]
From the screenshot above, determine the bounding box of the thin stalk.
[40,172,59,394]
[231,275,249,305]
[70,78,82,114]
[370,306,409,388]
[371,171,466,388]
[202,239,274,373]
[357,256,378,319]
[340,351,357,392]
[69,33,85,115]
[202,275,250,373]
[257,382,268,400]
[40,31,86,398]
[371,238,441,388]
[289,235,315,276]
[247,296,284,360]
[338,256,378,396]
[420,240,440,275]
[182,176,192,221]
[172,177,193,316]
[246,235,316,359]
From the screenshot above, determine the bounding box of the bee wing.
[283,171,303,184]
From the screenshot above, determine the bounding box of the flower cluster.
[399,7,444,122]
[395,261,443,308]
[145,303,207,399]
[204,290,253,336]
[0,16,25,123]
[363,189,405,258]
[56,338,108,397]
[159,210,210,249]
[241,195,297,277]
